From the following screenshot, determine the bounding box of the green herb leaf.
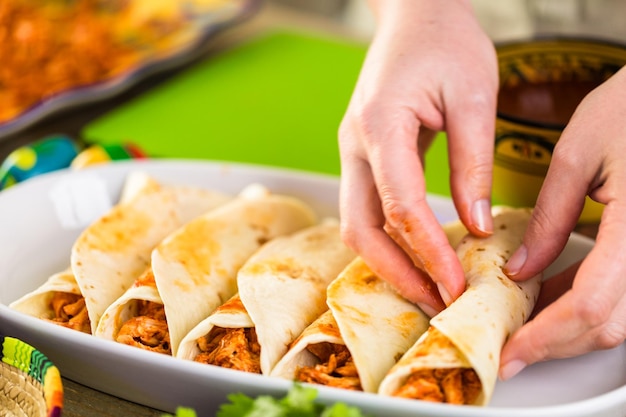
[215,384,372,417]
[281,384,322,414]
[320,402,369,417]
[216,392,257,417]
[166,384,372,417]
[161,406,197,417]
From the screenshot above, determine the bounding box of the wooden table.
[0,3,602,415]
[62,379,164,417]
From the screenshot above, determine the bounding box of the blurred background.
[2,0,626,194]
[273,0,626,43]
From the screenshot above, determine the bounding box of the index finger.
[445,70,497,238]
[500,227,626,375]
[365,115,467,302]
[505,141,593,280]
[339,153,446,315]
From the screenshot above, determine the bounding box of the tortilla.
[8,172,161,332]
[10,171,231,334]
[151,184,318,357]
[270,257,431,393]
[177,293,258,369]
[9,268,91,333]
[378,207,542,406]
[176,219,356,374]
[67,172,232,333]
[94,266,172,353]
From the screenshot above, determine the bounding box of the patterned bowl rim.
[495,36,626,130]
[1,334,63,417]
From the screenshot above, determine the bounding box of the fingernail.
[500,359,527,380]
[417,302,440,318]
[472,199,493,234]
[505,245,527,276]
[437,282,453,306]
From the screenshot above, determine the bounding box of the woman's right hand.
[338,0,499,315]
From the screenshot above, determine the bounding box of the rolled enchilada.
[10,172,231,334]
[270,256,431,393]
[378,207,541,405]
[177,219,356,373]
[8,268,89,333]
[149,184,318,357]
[69,174,232,334]
[95,266,172,353]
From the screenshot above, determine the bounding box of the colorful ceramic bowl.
[1,335,63,417]
[494,38,626,223]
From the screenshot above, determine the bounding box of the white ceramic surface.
[0,160,624,417]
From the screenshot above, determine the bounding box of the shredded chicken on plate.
[116,300,171,355]
[46,291,91,334]
[393,367,482,405]
[295,342,362,391]
[194,326,262,373]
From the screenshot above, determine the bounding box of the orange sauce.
[497,80,601,126]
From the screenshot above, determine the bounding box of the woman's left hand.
[499,67,626,380]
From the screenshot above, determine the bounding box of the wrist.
[369,0,475,30]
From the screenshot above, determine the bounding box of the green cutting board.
[82,30,451,196]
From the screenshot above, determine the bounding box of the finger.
[445,83,497,238]
[499,290,583,381]
[504,131,597,280]
[500,228,626,379]
[384,222,425,271]
[339,147,445,315]
[567,291,626,353]
[365,112,467,303]
[501,289,626,381]
[358,225,446,316]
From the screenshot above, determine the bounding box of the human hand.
[500,66,626,380]
[338,0,498,315]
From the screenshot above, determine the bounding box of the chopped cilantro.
[216,384,370,417]
[162,384,371,417]
[162,406,197,417]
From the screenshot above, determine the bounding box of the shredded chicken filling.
[393,367,482,404]
[46,291,91,334]
[295,342,362,391]
[194,327,261,374]
[116,300,171,355]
